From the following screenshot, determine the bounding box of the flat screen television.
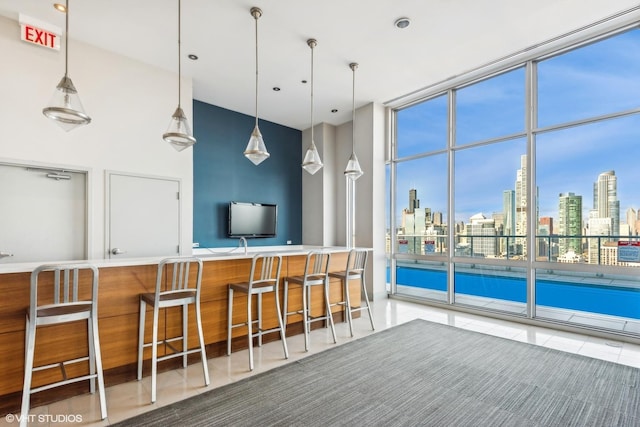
[228,201,277,238]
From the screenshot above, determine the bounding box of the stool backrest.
[30,263,99,316]
[304,250,331,279]
[346,249,368,276]
[249,254,282,288]
[156,257,203,295]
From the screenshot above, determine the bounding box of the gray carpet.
[112,319,640,426]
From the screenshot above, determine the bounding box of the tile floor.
[4,298,640,426]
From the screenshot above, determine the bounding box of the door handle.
[111,248,126,255]
[0,252,13,258]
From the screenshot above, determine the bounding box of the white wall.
[334,122,351,246]
[0,15,193,259]
[302,123,337,246]
[304,102,387,300]
[350,102,387,300]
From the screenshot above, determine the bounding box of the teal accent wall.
[193,100,302,248]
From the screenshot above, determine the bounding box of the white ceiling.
[1,0,637,130]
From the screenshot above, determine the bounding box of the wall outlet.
[286,240,292,245]
[192,242,200,248]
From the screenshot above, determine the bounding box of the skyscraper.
[402,188,423,254]
[558,192,582,257]
[514,155,527,255]
[502,189,516,256]
[503,190,516,236]
[587,171,621,263]
[408,188,418,214]
[626,207,636,235]
[593,170,620,238]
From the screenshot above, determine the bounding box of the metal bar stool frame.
[21,263,107,427]
[137,257,209,403]
[328,249,375,337]
[283,250,336,351]
[227,253,288,371]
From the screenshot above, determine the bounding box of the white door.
[0,163,86,263]
[108,172,180,259]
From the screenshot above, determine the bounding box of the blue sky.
[392,28,640,228]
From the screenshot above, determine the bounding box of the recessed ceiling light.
[331,109,338,113]
[53,3,66,12]
[394,17,411,29]
[188,54,198,60]
[273,87,281,91]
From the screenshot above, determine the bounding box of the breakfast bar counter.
[0,246,360,413]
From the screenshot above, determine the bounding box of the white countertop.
[0,245,360,274]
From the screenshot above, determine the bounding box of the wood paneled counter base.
[0,251,360,415]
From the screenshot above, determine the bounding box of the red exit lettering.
[22,25,57,49]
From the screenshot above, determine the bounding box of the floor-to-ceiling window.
[388,23,640,338]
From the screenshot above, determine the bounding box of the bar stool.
[283,250,336,351]
[21,263,107,427]
[227,253,288,371]
[329,249,375,337]
[137,257,209,403]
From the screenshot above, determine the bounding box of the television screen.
[228,202,277,238]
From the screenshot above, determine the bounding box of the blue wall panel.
[193,100,302,248]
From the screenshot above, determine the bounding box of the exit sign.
[19,14,61,50]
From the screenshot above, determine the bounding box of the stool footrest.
[307,314,331,323]
[32,355,90,373]
[30,372,99,394]
[156,347,203,363]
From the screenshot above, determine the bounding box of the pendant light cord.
[351,64,356,153]
[64,0,69,77]
[254,11,259,128]
[177,0,182,108]
[310,41,315,146]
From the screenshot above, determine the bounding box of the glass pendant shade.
[164,0,196,151]
[163,106,196,152]
[344,62,363,180]
[344,151,363,180]
[302,140,323,175]
[302,38,323,175]
[245,7,269,165]
[244,124,270,165]
[42,0,90,132]
[43,76,91,132]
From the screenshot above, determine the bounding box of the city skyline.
[392,28,640,231]
[397,162,637,236]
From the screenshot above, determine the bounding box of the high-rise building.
[425,207,432,225]
[514,155,527,255]
[433,212,443,226]
[539,217,553,235]
[558,192,582,257]
[587,171,621,263]
[593,170,620,238]
[465,213,497,257]
[502,189,516,256]
[402,189,424,254]
[538,217,554,260]
[502,190,516,236]
[626,207,637,235]
[587,217,613,264]
[408,188,418,214]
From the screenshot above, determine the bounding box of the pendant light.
[162,0,196,152]
[302,39,323,175]
[244,7,270,165]
[42,0,91,132]
[344,63,363,180]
